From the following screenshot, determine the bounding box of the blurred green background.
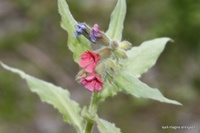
[0,0,200,133]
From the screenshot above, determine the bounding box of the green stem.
[84,120,93,133]
[84,92,98,133]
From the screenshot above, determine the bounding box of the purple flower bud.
[74,22,86,38]
[89,24,102,43]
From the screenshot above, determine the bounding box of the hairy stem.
[84,92,98,133]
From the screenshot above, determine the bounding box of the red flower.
[80,73,103,92]
[79,51,99,73]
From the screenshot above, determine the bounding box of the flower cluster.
[74,22,132,92]
[77,51,103,92]
[75,23,102,43]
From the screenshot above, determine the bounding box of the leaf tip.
[162,37,174,43]
[173,101,183,106]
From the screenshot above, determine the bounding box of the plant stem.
[84,120,93,133]
[84,92,98,133]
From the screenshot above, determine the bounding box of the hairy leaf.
[58,0,90,62]
[126,37,172,77]
[106,0,126,41]
[115,71,182,105]
[95,116,121,133]
[0,62,84,132]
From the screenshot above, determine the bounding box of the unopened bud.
[114,49,128,59]
[95,62,105,77]
[110,40,119,49]
[96,59,117,80]
[119,41,132,50]
[105,59,116,76]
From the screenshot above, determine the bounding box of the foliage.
[0,0,182,132]
[0,62,84,133]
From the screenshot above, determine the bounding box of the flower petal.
[78,51,99,73]
[79,73,103,92]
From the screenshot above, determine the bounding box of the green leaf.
[58,0,91,62]
[106,0,126,41]
[95,116,122,133]
[115,71,182,105]
[125,37,172,77]
[0,62,84,132]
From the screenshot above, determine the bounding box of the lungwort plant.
[0,0,182,133]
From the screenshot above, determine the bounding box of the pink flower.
[79,51,99,73]
[80,73,103,92]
